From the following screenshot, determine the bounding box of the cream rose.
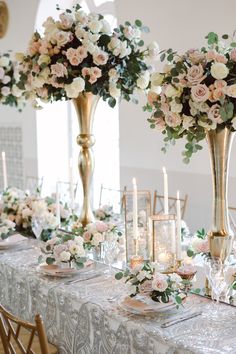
[64,77,85,98]
[226,84,236,98]
[170,100,183,113]
[59,251,71,262]
[151,72,164,87]
[88,20,103,33]
[182,114,194,129]
[0,56,10,67]
[211,62,229,80]
[109,83,121,98]
[165,84,182,98]
[93,50,108,66]
[191,84,209,102]
[137,71,150,90]
[152,274,168,292]
[165,111,181,127]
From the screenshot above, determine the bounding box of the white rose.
[75,246,86,258]
[119,46,131,59]
[101,19,111,34]
[137,71,150,90]
[59,251,71,262]
[226,84,236,98]
[170,100,183,113]
[126,283,137,296]
[69,244,80,255]
[182,114,194,129]
[2,76,11,84]
[109,83,121,98]
[148,41,159,60]
[0,56,10,67]
[165,84,182,98]
[65,77,85,98]
[88,20,102,33]
[75,10,88,25]
[38,54,51,66]
[12,85,23,98]
[151,72,164,87]
[74,235,84,246]
[211,62,229,80]
[92,232,104,246]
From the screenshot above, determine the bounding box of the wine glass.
[103,239,118,277]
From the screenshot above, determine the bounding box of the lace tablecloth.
[1,243,236,354]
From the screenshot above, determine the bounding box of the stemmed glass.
[103,239,118,278]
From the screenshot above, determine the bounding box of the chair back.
[57,180,78,207]
[99,184,126,213]
[228,206,236,235]
[25,176,44,196]
[153,191,188,218]
[0,304,51,354]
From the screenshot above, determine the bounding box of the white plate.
[0,234,27,250]
[119,295,177,315]
[37,261,95,278]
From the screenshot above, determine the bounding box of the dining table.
[1,239,236,354]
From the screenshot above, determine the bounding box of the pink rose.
[90,67,102,78]
[51,63,68,78]
[197,239,209,253]
[155,117,166,131]
[59,13,74,29]
[165,112,181,127]
[214,80,227,89]
[208,104,223,124]
[187,49,205,64]
[216,54,227,64]
[83,231,92,243]
[82,67,91,78]
[54,31,73,47]
[206,49,217,62]
[212,88,225,101]
[93,50,108,66]
[191,84,210,102]
[147,91,158,106]
[152,274,168,292]
[88,75,97,84]
[77,46,87,59]
[95,221,108,233]
[231,48,236,62]
[1,86,10,96]
[186,64,205,85]
[2,76,11,84]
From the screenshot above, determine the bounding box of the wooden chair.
[153,190,188,218]
[25,176,44,196]
[0,304,57,354]
[99,184,127,213]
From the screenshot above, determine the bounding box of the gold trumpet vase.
[206,126,235,261]
[73,93,100,226]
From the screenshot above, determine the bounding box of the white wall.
[0,0,39,186]
[116,0,236,232]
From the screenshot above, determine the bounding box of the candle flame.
[162,166,166,174]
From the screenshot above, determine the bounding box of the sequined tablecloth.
[1,243,236,354]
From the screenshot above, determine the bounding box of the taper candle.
[69,158,74,211]
[162,167,168,214]
[176,190,182,260]
[132,177,138,241]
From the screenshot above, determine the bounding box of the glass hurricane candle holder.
[150,214,177,273]
[123,190,151,263]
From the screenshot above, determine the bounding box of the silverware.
[160,311,202,328]
[65,272,101,285]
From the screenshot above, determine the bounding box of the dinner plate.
[37,260,94,278]
[0,234,27,250]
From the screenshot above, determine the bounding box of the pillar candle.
[176,190,182,260]
[162,167,168,214]
[2,151,8,190]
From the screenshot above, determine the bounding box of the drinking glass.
[103,239,118,277]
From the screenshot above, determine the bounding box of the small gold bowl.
[176,270,197,281]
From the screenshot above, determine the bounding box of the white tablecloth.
[1,243,236,354]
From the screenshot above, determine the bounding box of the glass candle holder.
[150,214,176,273]
[123,190,151,262]
[130,255,144,269]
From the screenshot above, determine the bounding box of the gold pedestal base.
[208,234,233,261]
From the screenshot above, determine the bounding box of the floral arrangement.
[72,219,122,249]
[42,231,86,268]
[17,4,158,107]
[94,204,113,221]
[115,262,184,306]
[0,188,69,240]
[0,219,15,239]
[145,32,236,163]
[187,228,210,258]
[0,53,25,110]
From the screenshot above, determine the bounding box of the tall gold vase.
[73,93,100,226]
[206,126,235,261]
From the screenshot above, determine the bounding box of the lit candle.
[1,151,8,190]
[130,255,144,269]
[158,252,170,263]
[162,166,168,214]
[132,178,138,242]
[176,190,182,260]
[69,158,74,211]
[56,181,60,226]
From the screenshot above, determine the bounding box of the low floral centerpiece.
[72,219,122,249]
[115,262,185,306]
[41,231,86,268]
[94,205,113,221]
[0,53,25,110]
